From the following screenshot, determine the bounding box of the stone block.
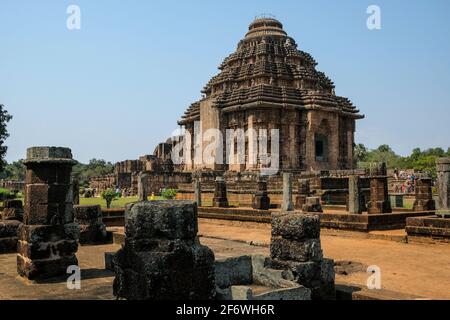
[215,256,253,289]
[272,213,320,240]
[0,220,22,238]
[113,244,215,300]
[125,201,198,240]
[270,237,323,262]
[18,239,78,260]
[74,205,102,222]
[17,253,78,280]
[302,197,323,213]
[0,237,18,254]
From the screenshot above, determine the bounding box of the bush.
[101,189,116,209]
[161,188,178,200]
[0,188,17,201]
[79,187,86,196]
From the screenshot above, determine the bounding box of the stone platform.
[406,216,450,244]
[197,207,434,232]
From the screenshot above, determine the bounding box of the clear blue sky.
[1,0,449,163]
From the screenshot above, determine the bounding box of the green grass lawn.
[79,196,166,209]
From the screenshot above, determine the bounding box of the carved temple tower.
[178,18,364,172]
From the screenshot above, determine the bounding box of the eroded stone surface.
[113,201,215,300]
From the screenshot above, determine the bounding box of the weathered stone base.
[74,205,112,245]
[268,258,335,300]
[198,208,434,232]
[406,216,450,244]
[269,213,335,300]
[321,211,434,231]
[113,240,216,300]
[17,223,79,280]
[113,201,216,300]
[0,220,21,254]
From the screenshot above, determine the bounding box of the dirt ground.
[199,219,450,300]
[0,219,448,300]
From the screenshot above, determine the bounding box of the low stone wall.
[406,216,450,244]
[0,220,22,254]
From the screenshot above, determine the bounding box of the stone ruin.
[267,212,335,300]
[113,201,216,300]
[213,176,228,208]
[295,179,310,210]
[406,158,450,243]
[367,163,392,214]
[436,158,450,218]
[0,220,21,254]
[1,199,24,221]
[282,173,294,212]
[74,205,111,245]
[17,147,79,280]
[252,176,270,210]
[413,174,435,212]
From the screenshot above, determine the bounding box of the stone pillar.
[295,179,310,210]
[348,175,362,214]
[436,158,450,217]
[18,147,79,280]
[367,163,392,214]
[194,178,202,207]
[282,173,294,212]
[302,197,323,213]
[74,205,110,245]
[268,213,335,300]
[137,172,149,201]
[113,201,216,300]
[213,176,228,208]
[72,178,80,206]
[413,175,435,212]
[252,177,270,210]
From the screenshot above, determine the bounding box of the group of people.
[393,169,417,194]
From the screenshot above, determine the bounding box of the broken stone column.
[213,176,228,208]
[348,175,362,214]
[413,175,435,212]
[194,177,202,207]
[282,173,294,212]
[268,213,335,300]
[17,147,79,280]
[436,158,450,218]
[252,176,270,210]
[302,197,323,213]
[367,163,392,214]
[137,172,149,202]
[113,201,216,300]
[74,205,110,245]
[295,179,310,210]
[1,199,24,221]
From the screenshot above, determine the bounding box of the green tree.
[354,143,368,163]
[72,158,114,186]
[101,189,116,209]
[0,105,13,173]
[0,160,26,181]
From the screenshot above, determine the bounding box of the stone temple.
[178,18,364,172]
[90,18,365,200]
